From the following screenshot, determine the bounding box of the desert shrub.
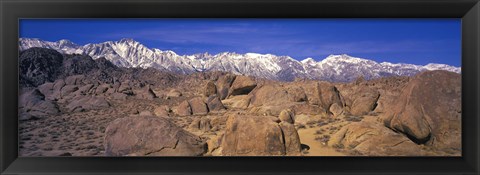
[332,143,345,149]
[345,115,363,122]
[315,135,331,144]
[349,150,364,156]
[315,129,325,135]
[306,120,317,126]
[297,124,306,129]
[317,121,328,127]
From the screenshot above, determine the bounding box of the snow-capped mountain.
[19,38,461,82]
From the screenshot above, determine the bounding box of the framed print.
[1,0,479,174]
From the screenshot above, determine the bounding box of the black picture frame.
[1,0,479,174]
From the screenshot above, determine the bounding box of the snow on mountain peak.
[19,38,462,82]
[301,58,317,65]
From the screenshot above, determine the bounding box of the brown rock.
[65,75,85,85]
[154,105,171,117]
[134,85,156,100]
[221,115,301,156]
[175,100,192,116]
[166,89,182,99]
[317,82,344,111]
[249,84,290,106]
[216,74,236,100]
[60,85,79,98]
[222,95,251,109]
[329,103,344,117]
[329,121,425,156]
[118,82,133,95]
[279,122,302,154]
[278,109,294,124]
[78,84,94,95]
[206,95,225,111]
[207,134,224,155]
[95,84,111,95]
[38,82,55,100]
[19,89,60,120]
[189,97,209,115]
[204,81,217,97]
[112,93,128,100]
[189,118,212,132]
[285,85,307,102]
[65,96,110,112]
[381,70,461,149]
[349,86,380,116]
[301,81,344,110]
[228,75,257,96]
[104,116,207,156]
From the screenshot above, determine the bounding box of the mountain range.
[19,38,461,82]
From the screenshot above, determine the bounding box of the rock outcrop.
[348,86,380,116]
[216,74,236,100]
[221,115,301,156]
[104,116,207,156]
[228,75,257,96]
[188,97,209,115]
[19,89,60,120]
[203,81,217,97]
[328,121,425,156]
[380,70,461,149]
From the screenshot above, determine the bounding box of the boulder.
[154,105,171,117]
[349,86,380,116]
[60,85,79,98]
[95,84,111,95]
[207,134,224,155]
[285,85,307,102]
[221,95,251,109]
[50,79,66,100]
[317,82,344,112]
[278,109,294,124]
[189,97,208,115]
[228,75,257,96]
[381,70,461,149]
[301,81,344,110]
[111,93,128,100]
[37,82,55,100]
[65,75,85,85]
[65,96,110,112]
[19,89,60,120]
[134,85,156,100]
[221,115,301,156]
[189,118,212,132]
[206,95,225,111]
[166,89,182,99]
[175,100,192,116]
[203,81,217,97]
[301,81,322,105]
[118,82,133,95]
[77,84,94,95]
[328,121,425,156]
[279,122,302,154]
[104,116,207,156]
[216,74,236,100]
[249,84,291,106]
[329,103,344,117]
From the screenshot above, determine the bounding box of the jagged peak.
[301,57,316,64]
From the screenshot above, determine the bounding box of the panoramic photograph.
[18,19,461,156]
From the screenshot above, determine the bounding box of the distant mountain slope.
[19,38,461,82]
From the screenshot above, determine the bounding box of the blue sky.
[20,19,461,66]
